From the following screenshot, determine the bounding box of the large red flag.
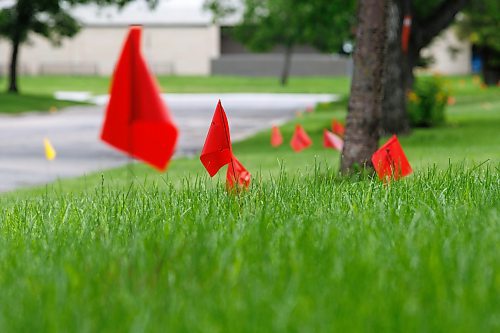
[200,100,233,176]
[371,135,412,181]
[226,155,251,189]
[290,124,312,152]
[271,125,283,147]
[100,26,178,171]
[332,119,345,137]
[401,15,412,53]
[323,129,343,151]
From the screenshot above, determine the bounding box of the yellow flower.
[407,91,419,103]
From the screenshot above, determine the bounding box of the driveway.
[0,93,336,192]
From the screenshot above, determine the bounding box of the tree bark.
[416,0,470,48]
[280,44,293,86]
[8,37,20,94]
[341,0,388,173]
[381,0,409,135]
[401,0,469,92]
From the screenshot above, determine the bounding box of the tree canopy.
[458,0,500,53]
[205,0,356,85]
[0,0,157,93]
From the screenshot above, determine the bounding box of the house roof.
[0,0,16,9]
[71,0,214,27]
[1,0,240,27]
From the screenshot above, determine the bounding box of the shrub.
[408,75,449,128]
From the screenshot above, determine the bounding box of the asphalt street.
[0,93,336,192]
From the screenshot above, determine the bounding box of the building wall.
[0,24,471,78]
[421,26,471,75]
[0,25,220,76]
[212,55,351,77]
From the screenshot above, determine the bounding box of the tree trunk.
[481,46,500,86]
[8,37,20,94]
[280,44,293,86]
[381,0,409,135]
[340,0,388,173]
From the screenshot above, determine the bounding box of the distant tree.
[0,0,157,94]
[457,0,500,85]
[381,0,470,135]
[340,0,387,173]
[205,0,356,86]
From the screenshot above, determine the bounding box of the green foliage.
[0,164,499,332]
[458,0,500,53]
[206,0,356,53]
[0,0,81,45]
[0,0,158,45]
[0,0,158,92]
[408,75,450,128]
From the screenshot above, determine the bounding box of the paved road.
[0,93,336,192]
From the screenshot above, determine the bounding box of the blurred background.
[0,0,490,80]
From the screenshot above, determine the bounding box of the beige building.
[0,0,220,76]
[421,25,472,75]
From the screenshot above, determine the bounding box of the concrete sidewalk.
[0,93,336,192]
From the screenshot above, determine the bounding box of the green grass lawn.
[17,75,351,95]
[0,75,350,114]
[0,92,84,114]
[0,75,499,332]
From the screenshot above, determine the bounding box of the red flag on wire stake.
[290,124,312,152]
[371,135,412,181]
[271,125,283,147]
[200,101,251,191]
[226,155,251,190]
[100,26,178,171]
[332,119,345,137]
[200,100,233,176]
[401,15,412,53]
[323,129,343,151]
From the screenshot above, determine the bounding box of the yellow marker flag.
[44,138,56,161]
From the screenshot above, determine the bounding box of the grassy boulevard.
[0,75,499,332]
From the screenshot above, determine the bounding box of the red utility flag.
[323,129,343,151]
[332,119,345,137]
[271,125,283,147]
[100,26,178,171]
[371,135,412,181]
[401,15,412,53]
[290,124,312,152]
[200,100,233,176]
[226,155,251,189]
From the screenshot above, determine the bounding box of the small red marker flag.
[100,26,178,171]
[290,124,312,152]
[401,15,412,53]
[323,129,343,151]
[371,135,412,181]
[332,119,345,137]
[200,100,233,177]
[271,125,283,147]
[226,155,251,189]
